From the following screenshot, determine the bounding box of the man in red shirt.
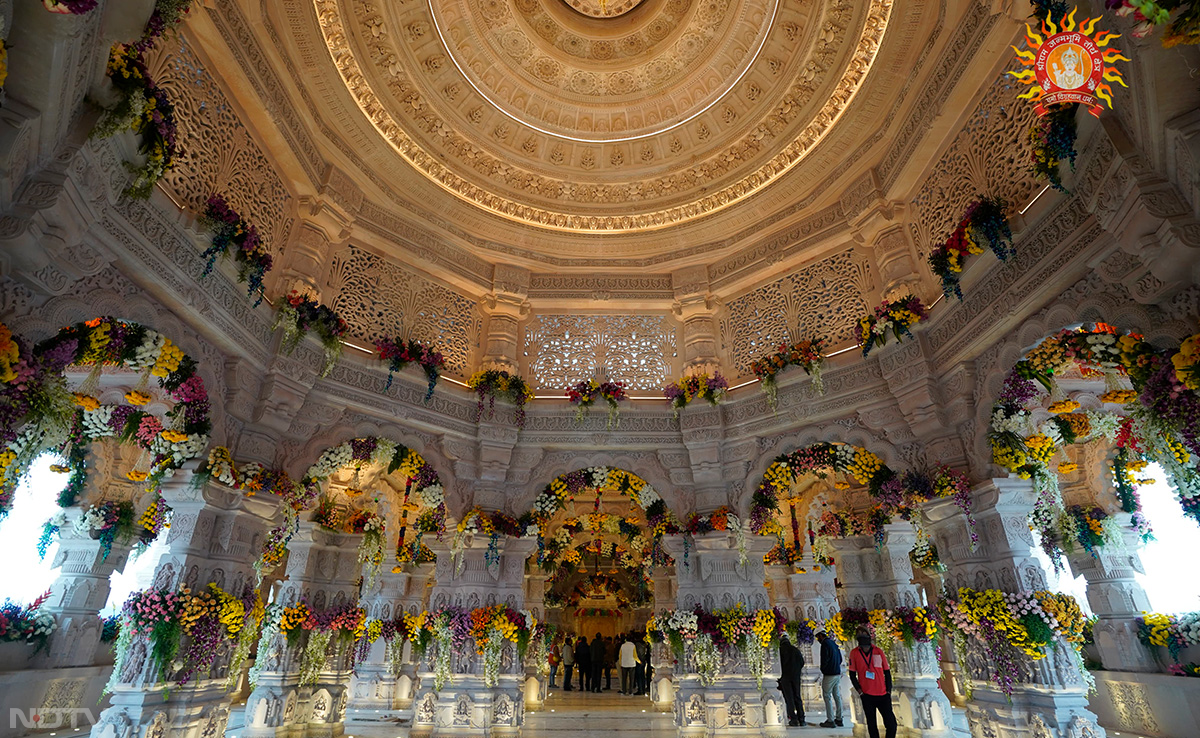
[847,629,896,738]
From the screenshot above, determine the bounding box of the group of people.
[777,629,898,738]
[549,632,652,696]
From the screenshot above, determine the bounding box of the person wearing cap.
[816,630,844,728]
[778,634,806,727]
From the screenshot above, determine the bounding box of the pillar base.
[964,684,1105,738]
[91,680,231,738]
[672,676,787,738]
[410,674,524,738]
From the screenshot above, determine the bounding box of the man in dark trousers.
[778,634,806,727]
[561,637,574,691]
[635,634,651,695]
[816,630,845,728]
[591,632,605,692]
[575,636,592,692]
[848,629,897,738]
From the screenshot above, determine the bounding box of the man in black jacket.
[575,636,592,692]
[778,634,806,727]
[816,631,844,728]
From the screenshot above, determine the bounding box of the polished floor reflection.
[526,689,852,737]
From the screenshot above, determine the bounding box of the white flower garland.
[482,629,504,687]
[692,633,721,686]
[248,606,283,690]
[298,630,333,687]
[432,621,454,690]
[358,516,386,591]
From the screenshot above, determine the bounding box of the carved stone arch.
[968,281,1194,480]
[512,451,686,518]
[287,427,457,499]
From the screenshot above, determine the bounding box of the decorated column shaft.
[764,549,839,708]
[921,479,1106,738]
[827,522,953,738]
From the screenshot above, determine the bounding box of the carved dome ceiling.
[198,0,1021,271]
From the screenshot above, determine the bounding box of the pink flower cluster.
[122,588,185,636]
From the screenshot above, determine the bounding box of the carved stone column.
[920,479,1107,738]
[679,405,728,514]
[480,264,531,374]
[41,507,135,669]
[411,536,535,738]
[664,531,784,738]
[280,190,354,300]
[242,522,363,738]
[90,467,279,738]
[764,551,840,708]
[827,523,953,738]
[344,562,434,730]
[1064,514,1157,673]
[670,266,720,375]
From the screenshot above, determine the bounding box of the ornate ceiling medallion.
[562,0,647,18]
[311,0,894,232]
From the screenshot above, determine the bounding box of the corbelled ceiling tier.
[198,0,1021,270]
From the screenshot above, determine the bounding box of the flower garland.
[375,337,446,401]
[420,606,472,690]
[74,500,136,560]
[928,198,1014,301]
[468,605,534,687]
[663,372,728,414]
[1137,611,1200,665]
[856,295,930,358]
[197,194,272,305]
[909,530,945,573]
[467,369,535,428]
[273,291,348,378]
[940,587,1087,696]
[988,325,1200,561]
[823,606,939,651]
[0,591,56,654]
[647,605,787,688]
[134,495,170,548]
[93,44,180,199]
[750,338,827,410]
[272,600,365,686]
[1105,1,1200,47]
[567,379,628,429]
[352,511,386,590]
[452,507,529,572]
[1,318,211,518]
[1029,104,1078,193]
[683,506,747,566]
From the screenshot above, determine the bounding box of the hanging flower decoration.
[273,291,348,378]
[0,591,56,654]
[467,368,535,428]
[74,500,136,560]
[647,605,787,688]
[197,194,272,306]
[749,337,827,410]
[928,198,1015,300]
[988,325,1200,564]
[1106,1,1200,46]
[452,507,528,572]
[0,318,211,519]
[940,587,1088,696]
[567,379,628,429]
[92,44,180,199]
[684,506,748,566]
[823,606,939,651]
[134,494,170,547]
[1029,104,1080,192]
[1137,611,1200,665]
[855,295,929,358]
[663,372,729,414]
[375,337,446,401]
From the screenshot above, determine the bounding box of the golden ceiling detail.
[561,0,647,19]
[312,0,894,232]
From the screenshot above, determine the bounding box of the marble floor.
[528,689,853,737]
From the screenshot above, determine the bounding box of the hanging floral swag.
[273,601,365,687]
[0,591,57,653]
[105,582,265,696]
[928,198,1015,300]
[940,587,1089,697]
[1138,611,1200,670]
[988,324,1200,565]
[750,337,827,410]
[682,506,747,567]
[567,379,628,429]
[647,604,786,688]
[663,372,729,415]
[452,507,531,573]
[273,291,348,378]
[0,318,212,519]
[92,44,179,199]
[856,295,930,358]
[1029,104,1079,193]
[1106,0,1200,47]
[467,369,534,428]
[197,194,272,306]
[375,337,446,400]
[823,606,939,651]
[74,500,136,560]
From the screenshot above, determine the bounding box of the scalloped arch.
[514,450,686,517]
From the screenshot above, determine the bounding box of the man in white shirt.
[619,633,639,695]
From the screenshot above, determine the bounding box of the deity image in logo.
[1047,43,1091,90]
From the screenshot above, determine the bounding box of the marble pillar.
[410,536,535,738]
[827,523,954,738]
[90,468,279,738]
[764,553,840,708]
[920,478,1107,738]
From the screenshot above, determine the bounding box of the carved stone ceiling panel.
[310,0,894,231]
[524,313,677,390]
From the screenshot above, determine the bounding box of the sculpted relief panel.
[326,245,481,374]
[720,250,870,374]
[148,37,294,252]
[908,66,1040,258]
[524,314,678,391]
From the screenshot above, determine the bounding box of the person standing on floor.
[591,632,605,692]
[778,634,806,727]
[576,636,592,692]
[549,636,561,688]
[619,633,638,695]
[604,635,616,690]
[816,631,844,728]
[635,635,650,695]
[561,636,575,691]
[848,629,897,738]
